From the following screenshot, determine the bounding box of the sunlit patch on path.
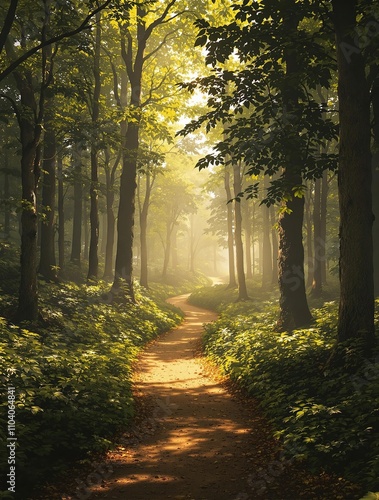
[82,294,273,500]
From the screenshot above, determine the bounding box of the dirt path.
[78,293,360,500]
[82,294,274,500]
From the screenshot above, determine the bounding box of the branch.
[0,0,18,56]
[144,0,178,40]
[0,92,21,128]
[102,45,121,107]
[0,0,112,83]
[143,29,178,63]
[120,29,134,79]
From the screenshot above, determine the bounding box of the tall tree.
[332,0,375,347]
[4,1,54,320]
[39,92,57,281]
[87,12,101,281]
[113,0,187,300]
[224,165,237,288]
[232,160,248,299]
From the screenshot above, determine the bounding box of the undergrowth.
[191,283,379,497]
[0,243,184,498]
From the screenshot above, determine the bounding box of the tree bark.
[243,200,253,279]
[333,0,375,347]
[5,44,44,320]
[233,161,249,300]
[39,101,57,281]
[57,151,65,274]
[277,4,312,330]
[3,158,10,238]
[311,177,322,296]
[224,166,237,288]
[262,177,272,289]
[320,170,328,284]
[162,221,172,281]
[371,70,379,296]
[139,170,153,288]
[277,186,313,329]
[87,12,101,281]
[103,149,119,279]
[304,185,313,288]
[270,205,278,285]
[70,145,83,265]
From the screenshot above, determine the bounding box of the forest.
[0,0,379,498]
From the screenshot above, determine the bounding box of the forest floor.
[64,292,361,500]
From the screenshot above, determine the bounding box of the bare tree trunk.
[3,159,10,238]
[70,145,83,266]
[270,205,278,285]
[224,166,237,288]
[244,200,253,279]
[57,151,65,274]
[162,221,172,281]
[262,200,272,289]
[333,0,375,348]
[139,170,153,288]
[311,177,322,296]
[305,184,313,288]
[233,161,249,300]
[103,144,120,279]
[87,12,101,281]
[277,5,312,330]
[39,102,57,281]
[83,196,89,262]
[370,68,379,296]
[320,169,328,284]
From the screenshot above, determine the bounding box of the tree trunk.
[233,161,249,300]
[139,171,152,288]
[371,70,379,296]
[83,196,89,261]
[244,200,253,279]
[172,228,178,271]
[262,199,272,289]
[18,124,39,320]
[87,13,101,281]
[162,221,172,281]
[224,166,237,288]
[305,185,313,288]
[277,188,313,329]
[114,117,138,297]
[39,102,57,281]
[277,5,312,330]
[57,151,65,274]
[3,160,10,238]
[311,177,322,296]
[70,145,83,266]
[103,152,117,279]
[270,205,278,285]
[333,0,375,347]
[7,62,41,321]
[320,169,328,284]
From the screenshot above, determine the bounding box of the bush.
[0,280,182,498]
[195,283,379,494]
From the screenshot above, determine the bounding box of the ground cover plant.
[0,244,184,498]
[190,283,379,496]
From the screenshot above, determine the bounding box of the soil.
[65,293,362,500]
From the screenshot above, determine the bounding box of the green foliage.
[196,284,379,493]
[147,270,212,302]
[0,279,181,497]
[188,277,276,312]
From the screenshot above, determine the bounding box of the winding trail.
[81,292,360,500]
[86,293,274,500]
